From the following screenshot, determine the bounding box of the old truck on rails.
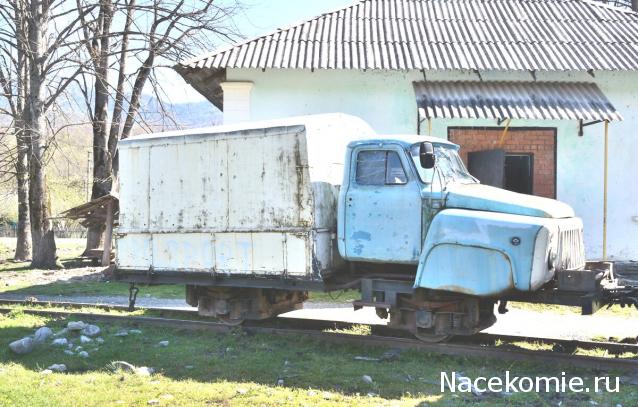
[114,114,638,342]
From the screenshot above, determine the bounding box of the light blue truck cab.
[338,136,586,298]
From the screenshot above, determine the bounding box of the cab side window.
[356,150,407,185]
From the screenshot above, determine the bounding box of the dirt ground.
[0,266,106,289]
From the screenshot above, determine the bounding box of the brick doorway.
[448,127,556,199]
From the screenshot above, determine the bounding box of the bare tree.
[0,0,95,268]
[0,0,31,261]
[78,0,241,253]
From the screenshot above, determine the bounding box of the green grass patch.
[509,301,638,318]
[0,238,85,270]
[0,309,637,406]
[308,290,360,303]
[0,280,184,300]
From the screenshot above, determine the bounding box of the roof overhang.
[414,81,622,122]
[173,65,226,110]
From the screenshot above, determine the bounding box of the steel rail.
[1,299,637,372]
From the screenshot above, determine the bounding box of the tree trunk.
[14,129,31,261]
[84,0,113,255]
[34,230,59,269]
[27,0,55,269]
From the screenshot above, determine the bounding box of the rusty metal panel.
[152,233,214,271]
[214,233,254,274]
[117,115,376,279]
[226,129,313,230]
[285,233,310,276]
[118,148,149,232]
[116,234,152,269]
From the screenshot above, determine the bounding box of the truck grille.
[555,225,586,271]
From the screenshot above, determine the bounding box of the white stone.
[128,329,142,334]
[33,327,54,344]
[114,330,128,337]
[54,328,68,337]
[64,350,74,356]
[96,337,105,344]
[80,335,92,344]
[147,400,159,406]
[67,321,87,331]
[78,351,89,358]
[158,340,169,347]
[75,346,83,352]
[362,375,374,384]
[9,337,34,354]
[40,369,53,375]
[47,364,67,372]
[111,361,135,372]
[82,324,101,337]
[134,366,154,376]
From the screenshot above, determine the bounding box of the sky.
[157,0,354,104]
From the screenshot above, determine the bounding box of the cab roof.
[348,135,458,150]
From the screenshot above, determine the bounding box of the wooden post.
[102,199,114,266]
[603,121,609,261]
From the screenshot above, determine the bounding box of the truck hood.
[445,184,575,219]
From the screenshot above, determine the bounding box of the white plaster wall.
[226,68,638,260]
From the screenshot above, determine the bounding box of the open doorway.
[449,127,556,199]
[505,153,533,195]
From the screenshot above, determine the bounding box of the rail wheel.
[414,329,451,343]
[217,316,245,326]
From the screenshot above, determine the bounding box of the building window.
[356,150,407,186]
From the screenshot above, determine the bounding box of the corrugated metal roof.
[178,0,638,72]
[414,81,622,120]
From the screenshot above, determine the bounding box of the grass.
[1,308,637,406]
[509,301,638,318]
[0,280,185,299]
[0,238,86,270]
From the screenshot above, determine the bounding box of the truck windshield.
[409,144,476,185]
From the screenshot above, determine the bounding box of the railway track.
[1,298,637,372]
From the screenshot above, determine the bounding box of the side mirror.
[419,142,436,169]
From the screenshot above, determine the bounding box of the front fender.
[415,209,552,296]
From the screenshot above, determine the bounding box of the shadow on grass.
[1,276,184,300]
[0,261,32,273]
[2,313,633,405]
[0,313,474,403]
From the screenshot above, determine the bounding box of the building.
[174,0,638,260]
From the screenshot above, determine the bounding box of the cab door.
[343,147,422,264]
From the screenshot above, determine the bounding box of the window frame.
[353,148,410,187]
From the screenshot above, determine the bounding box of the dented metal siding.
[117,127,316,277]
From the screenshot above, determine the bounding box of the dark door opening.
[504,154,533,195]
[467,149,505,188]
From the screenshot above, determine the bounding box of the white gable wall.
[225,68,638,260]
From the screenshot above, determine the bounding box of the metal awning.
[414,81,622,122]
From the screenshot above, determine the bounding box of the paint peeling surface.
[446,184,576,219]
[116,114,377,278]
[415,209,586,296]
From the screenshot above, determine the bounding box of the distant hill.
[139,97,222,130]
